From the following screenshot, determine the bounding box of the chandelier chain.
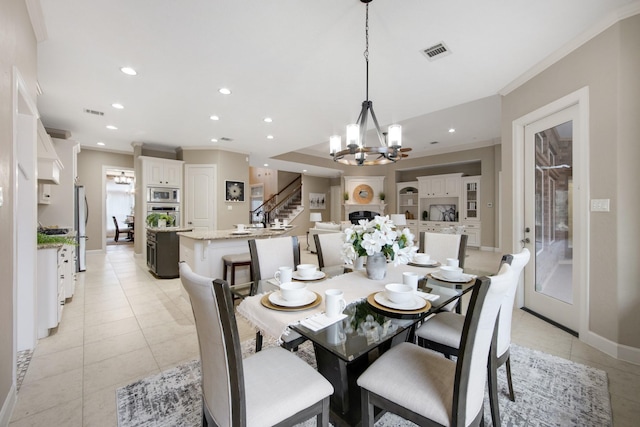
[364,2,369,101]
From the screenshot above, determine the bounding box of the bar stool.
[222,253,252,297]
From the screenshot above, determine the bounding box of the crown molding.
[500,1,640,96]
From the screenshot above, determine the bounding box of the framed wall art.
[309,193,326,209]
[225,180,245,202]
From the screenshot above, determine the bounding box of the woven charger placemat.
[260,292,322,312]
[366,292,431,318]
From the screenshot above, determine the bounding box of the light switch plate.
[590,199,610,212]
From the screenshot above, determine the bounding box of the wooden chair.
[248,236,302,351]
[357,263,513,427]
[179,262,333,427]
[313,232,345,269]
[414,248,530,426]
[112,216,132,242]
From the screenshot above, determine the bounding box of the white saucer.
[268,290,317,307]
[293,271,326,281]
[409,261,440,268]
[431,271,474,283]
[270,227,285,231]
[231,230,252,235]
[373,292,427,310]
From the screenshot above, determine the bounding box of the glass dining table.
[236,263,485,427]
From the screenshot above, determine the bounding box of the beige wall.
[0,0,38,416]
[77,149,134,250]
[502,15,640,349]
[180,149,250,229]
[249,167,277,199]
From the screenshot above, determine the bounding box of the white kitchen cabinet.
[60,243,76,298]
[37,247,65,338]
[462,222,481,247]
[144,158,183,187]
[38,183,52,204]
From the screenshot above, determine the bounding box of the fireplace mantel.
[344,202,387,217]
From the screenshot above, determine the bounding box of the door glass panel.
[534,121,573,304]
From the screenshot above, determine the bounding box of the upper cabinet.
[143,157,183,187]
[37,120,63,184]
[461,177,480,222]
[417,173,461,197]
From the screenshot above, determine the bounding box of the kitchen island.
[178,227,295,281]
[146,226,194,278]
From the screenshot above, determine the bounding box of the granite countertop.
[146,226,194,233]
[178,226,295,241]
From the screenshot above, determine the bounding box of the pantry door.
[185,165,216,232]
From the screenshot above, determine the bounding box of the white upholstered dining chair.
[414,247,530,426]
[419,231,468,268]
[357,263,513,427]
[248,236,302,351]
[313,232,346,269]
[179,262,333,427]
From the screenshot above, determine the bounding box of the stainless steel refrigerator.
[75,185,87,271]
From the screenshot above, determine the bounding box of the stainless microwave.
[147,187,180,203]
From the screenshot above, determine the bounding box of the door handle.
[520,237,530,246]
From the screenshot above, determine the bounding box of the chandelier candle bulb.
[330,135,342,154]
[346,124,359,147]
[388,124,402,147]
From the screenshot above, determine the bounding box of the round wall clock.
[353,184,374,204]
[225,181,245,202]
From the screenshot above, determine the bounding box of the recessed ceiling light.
[219,88,231,95]
[263,163,269,167]
[112,103,124,109]
[302,169,307,172]
[210,115,220,121]
[106,125,118,130]
[120,67,137,76]
[267,135,274,139]
[264,117,273,123]
[448,128,456,133]
[210,138,218,143]
[97,142,105,146]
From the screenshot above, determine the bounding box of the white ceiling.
[35,0,637,177]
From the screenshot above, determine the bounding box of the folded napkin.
[299,313,347,332]
[415,290,441,302]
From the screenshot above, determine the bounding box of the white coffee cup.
[279,282,307,302]
[402,272,419,292]
[283,219,289,226]
[446,258,460,267]
[296,263,317,279]
[274,266,293,285]
[237,224,245,231]
[325,289,346,317]
[414,253,431,265]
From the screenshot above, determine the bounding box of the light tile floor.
[9,242,640,426]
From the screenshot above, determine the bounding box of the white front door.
[185,165,216,232]
[523,104,582,333]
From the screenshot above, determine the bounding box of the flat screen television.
[429,204,457,222]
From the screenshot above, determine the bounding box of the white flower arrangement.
[342,215,417,266]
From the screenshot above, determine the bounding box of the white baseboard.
[584,330,640,366]
[0,384,16,427]
[479,246,498,252]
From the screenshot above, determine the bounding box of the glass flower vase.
[365,252,387,280]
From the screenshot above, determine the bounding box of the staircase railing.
[250,176,302,225]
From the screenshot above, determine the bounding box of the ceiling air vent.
[220,137,233,142]
[422,42,451,61]
[83,108,104,116]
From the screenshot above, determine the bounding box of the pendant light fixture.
[330,0,410,166]
[114,171,133,185]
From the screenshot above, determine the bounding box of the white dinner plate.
[268,290,317,307]
[408,261,440,268]
[430,271,475,283]
[373,292,427,311]
[292,271,326,281]
[231,230,252,235]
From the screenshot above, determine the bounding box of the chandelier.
[114,171,133,185]
[329,0,410,166]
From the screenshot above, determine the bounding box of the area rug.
[116,341,611,427]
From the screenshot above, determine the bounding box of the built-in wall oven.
[148,187,180,204]
[147,203,180,227]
